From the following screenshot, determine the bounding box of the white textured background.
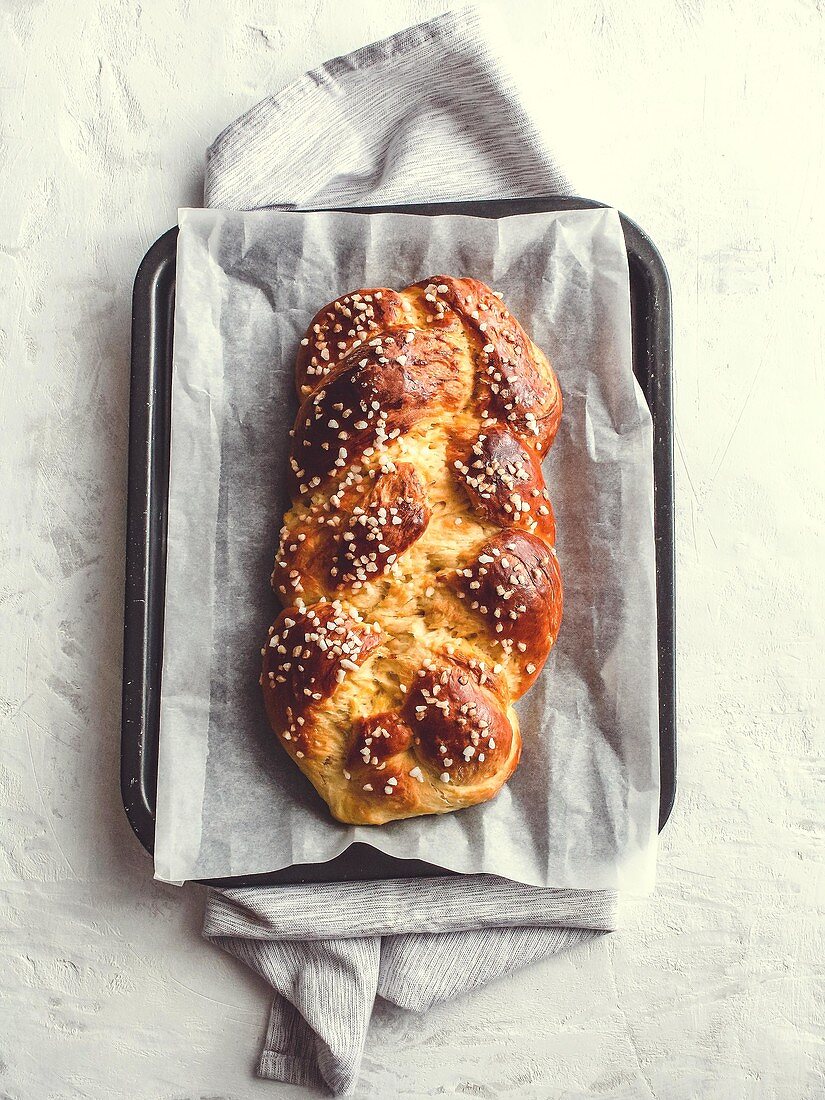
[1,1,823,1098]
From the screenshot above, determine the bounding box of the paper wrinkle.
[154,206,660,890]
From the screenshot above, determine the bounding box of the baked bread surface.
[261,277,563,824]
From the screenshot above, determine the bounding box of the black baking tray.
[122,196,675,888]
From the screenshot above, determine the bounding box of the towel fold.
[205,880,618,1094]
[205,5,570,211]
[202,6,617,1094]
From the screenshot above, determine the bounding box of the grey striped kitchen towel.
[202,6,619,1095]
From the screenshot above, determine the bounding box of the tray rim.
[122,195,675,888]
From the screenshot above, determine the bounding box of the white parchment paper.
[154,206,660,890]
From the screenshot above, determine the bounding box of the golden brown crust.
[413,276,562,453]
[402,661,517,786]
[262,602,382,730]
[295,289,410,399]
[332,464,431,588]
[262,276,563,825]
[441,530,563,697]
[448,425,557,543]
[288,327,469,498]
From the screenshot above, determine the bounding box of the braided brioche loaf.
[260,277,563,825]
